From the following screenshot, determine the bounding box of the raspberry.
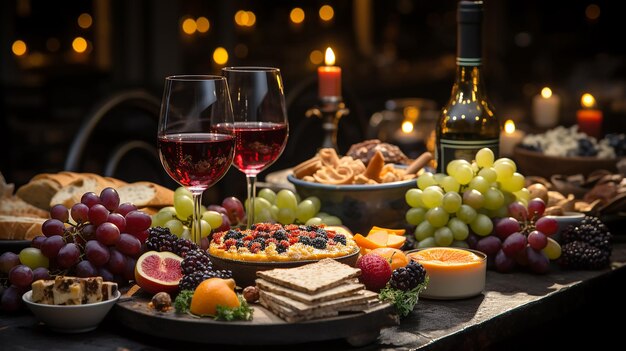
[249,242,262,253]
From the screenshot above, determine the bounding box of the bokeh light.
[78,13,93,29]
[213,47,229,65]
[12,40,27,56]
[72,37,88,53]
[290,8,305,24]
[319,5,334,21]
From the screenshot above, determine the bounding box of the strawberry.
[356,253,392,292]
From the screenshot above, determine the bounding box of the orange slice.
[353,233,385,250]
[408,247,483,269]
[355,231,406,250]
[385,235,406,249]
[369,226,406,236]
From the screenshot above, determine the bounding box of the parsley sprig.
[173,290,253,321]
[379,277,429,317]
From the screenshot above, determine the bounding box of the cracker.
[256,278,364,304]
[259,290,376,314]
[256,258,360,294]
[259,296,338,322]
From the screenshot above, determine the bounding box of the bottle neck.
[452,65,485,99]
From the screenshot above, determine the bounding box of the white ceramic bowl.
[22,290,120,333]
[544,211,585,242]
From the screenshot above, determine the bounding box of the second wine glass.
[222,67,289,228]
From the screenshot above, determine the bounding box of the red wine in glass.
[158,133,235,192]
[231,122,288,175]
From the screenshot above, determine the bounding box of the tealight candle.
[532,87,560,128]
[500,119,525,157]
[317,47,342,98]
[576,93,603,139]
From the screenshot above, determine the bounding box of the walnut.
[242,286,260,303]
[150,292,172,312]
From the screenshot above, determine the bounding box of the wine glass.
[157,75,235,245]
[222,67,289,228]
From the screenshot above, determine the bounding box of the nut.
[242,286,260,303]
[150,292,172,312]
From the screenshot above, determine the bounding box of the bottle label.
[438,138,499,172]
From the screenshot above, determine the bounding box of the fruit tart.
[209,223,359,262]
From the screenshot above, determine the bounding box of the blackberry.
[561,216,612,253]
[250,238,266,250]
[311,237,328,249]
[389,261,427,291]
[298,236,312,246]
[560,241,610,269]
[273,230,288,242]
[224,230,243,241]
[333,234,347,246]
[145,227,177,253]
[181,250,213,274]
[276,241,288,254]
[235,239,245,248]
[315,229,328,239]
[174,239,198,258]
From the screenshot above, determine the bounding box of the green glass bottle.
[436,0,500,173]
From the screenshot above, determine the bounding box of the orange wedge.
[369,226,406,236]
[353,233,385,250]
[355,231,406,250]
[386,234,406,249]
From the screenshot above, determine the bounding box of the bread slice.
[32,172,82,187]
[117,182,174,208]
[0,215,45,240]
[256,258,361,294]
[0,196,49,218]
[16,179,63,210]
[256,278,364,304]
[49,176,100,208]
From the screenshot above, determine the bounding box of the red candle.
[318,47,341,98]
[576,93,603,139]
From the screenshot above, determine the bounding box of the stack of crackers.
[256,258,380,322]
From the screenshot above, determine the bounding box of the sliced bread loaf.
[117,182,174,208]
[0,215,45,240]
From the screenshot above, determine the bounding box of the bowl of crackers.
[288,145,432,234]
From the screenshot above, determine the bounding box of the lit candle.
[576,93,603,139]
[499,119,526,157]
[317,47,342,98]
[532,87,560,128]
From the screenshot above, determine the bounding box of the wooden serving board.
[114,289,399,346]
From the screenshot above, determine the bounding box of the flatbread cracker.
[256,278,364,304]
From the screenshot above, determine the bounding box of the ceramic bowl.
[513,146,621,178]
[209,249,360,287]
[544,211,585,242]
[287,174,416,234]
[22,290,121,333]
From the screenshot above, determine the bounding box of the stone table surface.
[1,243,625,351]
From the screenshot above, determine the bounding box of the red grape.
[96,222,121,246]
[31,236,46,249]
[125,210,152,235]
[0,252,21,274]
[535,217,558,236]
[501,232,527,257]
[514,248,529,266]
[494,249,516,273]
[133,229,149,243]
[200,237,209,251]
[82,224,96,240]
[9,265,33,288]
[81,192,101,208]
[123,257,136,281]
[466,233,479,249]
[527,198,546,220]
[85,240,110,267]
[222,196,245,225]
[107,248,127,275]
[207,204,228,216]
[100,187,120,212]
[50,204,69,222]
[507,201,528,221]
[32,267,51,281]
[71,203,90,223]
[527,230,548,250]
[216,213,231,232]
[41,235,65,258]
[107,213,126,232]
[116,233,141,257]
[116,202,138,217]
[57,243,80,268]
[75,260,98,277]
[42,219,65,237]
[494,217,521,240]
[476,236,502,256]
[1,285,24,312]
[88,204,110,226]
[526,247,549,274]
[98,267,114,282]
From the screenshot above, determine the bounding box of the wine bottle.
[435,0,500,173]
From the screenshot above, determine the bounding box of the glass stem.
[246,175,257,229]
[192,192,203,245]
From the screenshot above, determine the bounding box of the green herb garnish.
[379,278,428,317]
[215,294,254,321]
[174,289,194,314]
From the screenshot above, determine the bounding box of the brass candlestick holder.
[305,96,349,151]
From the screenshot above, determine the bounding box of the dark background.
[2,0,625,202]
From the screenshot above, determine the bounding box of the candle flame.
[541,87,552,99]
[401,120,414,133]
[324,47,336,66]
[581,93,596,108]
[504,119,516,134]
